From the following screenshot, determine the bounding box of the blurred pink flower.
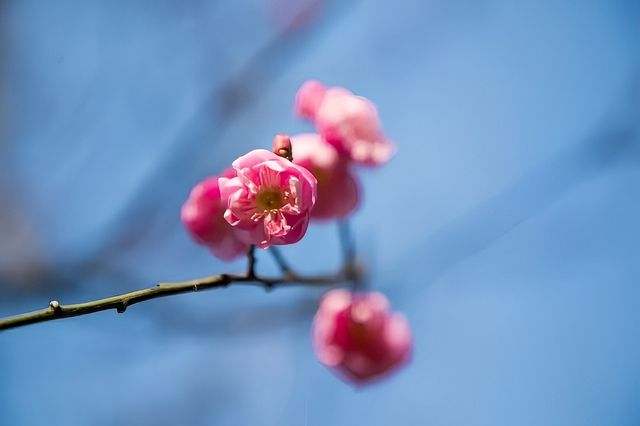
[219,149,317,248]
[291,133,360,220]
[181,170,249,261]
[295,80,328,120]
[295,80,396,167]
[312,289,412,385]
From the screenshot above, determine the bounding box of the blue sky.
[1,0,639,424]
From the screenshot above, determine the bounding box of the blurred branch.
[0,0,359,298]
[0,0,363,300]
[78,0,361,268]
[339,220,364,290]
[268,246,294,277]
[0,245,361,331]
[388,75,640,296]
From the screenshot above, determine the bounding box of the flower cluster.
[182,146,317,252]
[295,80,396,167]
[181,81,410,385]
[183,80,396,255]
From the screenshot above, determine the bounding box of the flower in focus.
[181,170,249,261]
[291,133,360,220]
[295,80,396,167]
[312,289,412,385]
[219,148,317,248]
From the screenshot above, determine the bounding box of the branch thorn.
[49,300,61,313]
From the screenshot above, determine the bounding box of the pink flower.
[181,170,249,261]
[219,149,317,248]
[312,289,412,385]
[291,133,360,220]
[295,80,328,120]
[295,80,395,167]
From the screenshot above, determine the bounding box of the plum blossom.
[219,149,317,248]
[181,169,249,261]
[295,80,395,167]
[291,133,359,220]
[312,289,412,385]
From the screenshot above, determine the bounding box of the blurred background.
[1,0,639,424]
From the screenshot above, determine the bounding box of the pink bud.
[181,171,249,261]
[295,80,396,167]
[312,289,412,385]
[291,133,360,220]
[272,133,293,161]
[294,80,328,120]
[219,149,317,248]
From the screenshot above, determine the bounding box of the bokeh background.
[1,0,639,425]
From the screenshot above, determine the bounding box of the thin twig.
[338,220,363,290]
[246,245,257,279]
[338,220,355,266]
[0,220,363,332]
[268,247,293,277]
[0,267,355,332]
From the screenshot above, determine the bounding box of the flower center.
[256,188,284,211]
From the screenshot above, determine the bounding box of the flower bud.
[312,289,412,385]
[291,133,359,220]
[272,133,293,161]
[181,170,248,261]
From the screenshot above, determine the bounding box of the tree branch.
[268,247,294,277]
[246,245,257,279]
[338,220,364,290]
[0,266,357,331]
[0,220,364,332]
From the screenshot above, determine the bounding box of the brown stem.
[1,224,362,332]
[246,245,257,278]
[268,247,294,277]
[0,268,355,332]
